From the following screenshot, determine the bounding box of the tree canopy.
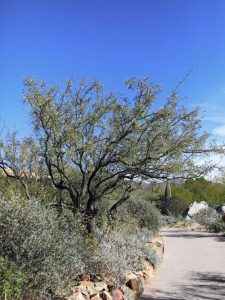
[0,77,223,228]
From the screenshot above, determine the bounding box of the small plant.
[0,256,25,300]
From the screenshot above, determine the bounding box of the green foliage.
[169,178,225,211]
[116,196,162,235]
[0,195,91,299]
[0,193,160,297]
[17,77,221,225]
[183,178,225,206]
[162,185,194,216]
[0,256,25,300]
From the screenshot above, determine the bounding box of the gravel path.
[141,227,225,300]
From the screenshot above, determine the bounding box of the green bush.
[0,256,25,300]
[0,195,91,299]
[0,194,160,297]
[115,196,162,235]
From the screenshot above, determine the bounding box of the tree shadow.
[161,230,217,239]
[161,229,225,241]
[141,272,225,300]
[214,234,225,242]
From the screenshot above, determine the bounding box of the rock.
[101,291,113,300]
[186,201,208,220]
[87,286,99,297]
[67,292,87,300]
[94,282,108,292]
[91,294,103,300]
[143,261,154,279]
[126,277,144,296]
[216,204,225,215]
[81,288,90,299]
[121,285,137,300]
[222,213,225,222]
[80,281,95,287]
[125,273,137,280]
[112,288,123,300]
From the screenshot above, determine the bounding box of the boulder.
[126,277,144,297]
[216,204,225,215]
[222,214,225,222]
[186,201,208,220]
[112,288,123,300]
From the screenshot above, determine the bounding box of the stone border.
[66,234,165,300]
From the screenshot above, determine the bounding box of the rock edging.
[67,235,164,300]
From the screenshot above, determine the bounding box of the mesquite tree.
[19,77,223,227]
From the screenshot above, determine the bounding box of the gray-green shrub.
[0,194,161,298]
[94,225,158,285]
[193,207,225,232]
[0,195,90,299]
[116,197,162,235]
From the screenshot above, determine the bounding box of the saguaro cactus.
[165,181,172,202]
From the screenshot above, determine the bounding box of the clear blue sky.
[1,0,225,139]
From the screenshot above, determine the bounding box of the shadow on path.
[161,229,225,243]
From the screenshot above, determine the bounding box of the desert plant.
[0,256,25,300]
[94,225,158,285]
[0,195,92,299]
[193,207,225,232]
[119,197,162,234]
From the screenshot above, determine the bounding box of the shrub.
[0,256,25,300]
[94,225,158,285]
[0,193,161,297]
[0,195,91,299]
[115,196,162,235]
[193,207,225,232]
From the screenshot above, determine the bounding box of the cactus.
[165,181,172,202]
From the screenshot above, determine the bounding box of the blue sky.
[1,0,225,140]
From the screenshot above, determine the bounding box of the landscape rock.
[80,281,95,287]
[216,204,225,215]
[67,292,87,300]
[101,291,113,300]
[87,285,99,297]
[125,273,137,280]
[112,288,123,300]
[126,277,144,296]
[143,261,154,279]
[91,294,103,300]
[94,282,108,292]
[186,201,208,220]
